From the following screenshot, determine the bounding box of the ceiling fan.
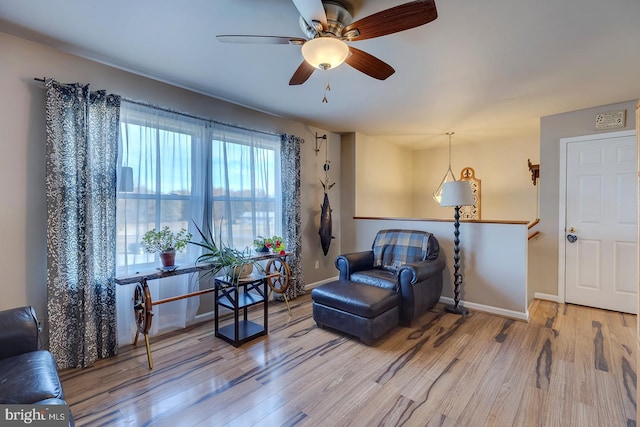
[217,0,438,85]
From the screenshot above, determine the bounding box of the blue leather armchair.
[335,229,445,326]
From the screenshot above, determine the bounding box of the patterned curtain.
[45,79,120,368]
[280,134,305,299]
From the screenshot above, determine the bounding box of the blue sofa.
[0,306,73,425]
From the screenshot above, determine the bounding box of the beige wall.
[413,135,539,221]
[348,131,539,222]
[346,101,637,306]
[533,99,638,300]
[636,100,639,424]
[339,133,356,251]
[353,133,414,217]
[0,31,341,323]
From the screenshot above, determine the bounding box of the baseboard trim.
[305,275,339,290]
[534,292,562,303]
[193,311,214,323]
[439,296,529,321]
[190,276,339,325]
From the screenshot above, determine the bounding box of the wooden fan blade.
[345,47,395,80]
[217,35,306,45]
[289,60,316,85]
[292,0,327,31]
[343,0,438,41]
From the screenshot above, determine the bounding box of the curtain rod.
[34,77,289,140]
[120,98,282,138]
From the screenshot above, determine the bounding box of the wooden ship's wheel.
[265,258,292,315]
[133,281,154,368]
[265,258,290,294]
[133,282,153,335]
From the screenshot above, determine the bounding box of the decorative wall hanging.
[316,133,335,256]
[528,159,540,186]
[459,167,481,220]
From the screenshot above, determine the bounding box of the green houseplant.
[191,222,259,282]
[141,226,192,267]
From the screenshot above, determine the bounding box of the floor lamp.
[440,180,475,315]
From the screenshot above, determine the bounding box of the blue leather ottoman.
[311,280,400,345]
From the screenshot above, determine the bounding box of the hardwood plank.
[572,400,599,427]
[573,304,600,407]
[58,297,636,427]
[455,315,529,422]
[484,302,560,426]
[555,303,576,363]
[603,309,638,422]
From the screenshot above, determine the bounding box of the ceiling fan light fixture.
[301,37,349,70]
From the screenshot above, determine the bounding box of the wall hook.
[314,133,326,156]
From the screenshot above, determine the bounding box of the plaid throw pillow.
[372,229,439,270]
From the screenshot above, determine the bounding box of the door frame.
[557,129,636,303]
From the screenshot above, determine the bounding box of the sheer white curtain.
[115,101,281,347]
[116,102,207,346]
[209,127,281,247]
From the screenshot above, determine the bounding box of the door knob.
[568,227,576,233]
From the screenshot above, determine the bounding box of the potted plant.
[191,222,259,283]
[141,226,192,268]
[253,235,285,254]
[270,236,286,254]
[253,236,272,253]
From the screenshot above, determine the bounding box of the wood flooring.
[59,296,637,426]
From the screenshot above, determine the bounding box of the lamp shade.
[432,167,456,204]
[119,166,134,192]
[439,180,474,207]
[301,37,350,70]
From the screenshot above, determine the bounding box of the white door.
[564,132,637,313]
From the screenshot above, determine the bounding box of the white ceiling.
[1,0,639,150]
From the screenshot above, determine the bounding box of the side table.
[214,274,268,347]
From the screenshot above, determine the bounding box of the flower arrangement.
[253,235,286,254]
[271,236,286,254]
[141,226,192,254]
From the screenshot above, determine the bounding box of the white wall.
[354,133,414,217]
[0,31,341,324]
[349,218,529,318]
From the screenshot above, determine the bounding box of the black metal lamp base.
[445,304,469,316]
[446,205,469,317]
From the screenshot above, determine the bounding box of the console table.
[114,251,292,369]
[114,264,216,369]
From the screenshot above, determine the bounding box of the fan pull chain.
[322,72,331,103]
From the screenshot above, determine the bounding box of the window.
[116,101,281,274]
[210,132,280,251]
